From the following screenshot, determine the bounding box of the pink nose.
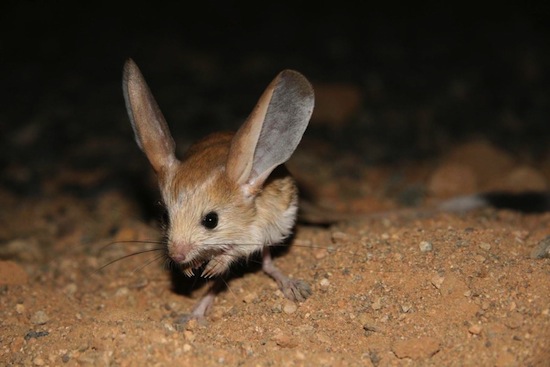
[168,242,192,264]
[170,251,186,263]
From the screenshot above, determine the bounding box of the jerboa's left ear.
[225,70,314,194]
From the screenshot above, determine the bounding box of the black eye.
[201,211,218,229]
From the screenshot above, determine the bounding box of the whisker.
[198,241,343,253]
[163,257,175,271]
[219,277,235,298]
[131,253,167,274]
[98,240,166,254]
[199,242,261,248]
[96,248,165,272]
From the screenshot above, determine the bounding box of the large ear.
[226,70,314,192]
[122,59,177,173]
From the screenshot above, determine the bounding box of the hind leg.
[262,247,312,302]
[175,279,226,325]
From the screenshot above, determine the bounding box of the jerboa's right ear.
[123,59,177,173]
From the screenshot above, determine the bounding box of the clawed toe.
[282,278,312,302]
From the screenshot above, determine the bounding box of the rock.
[283,301,297,314]
[468,324,482,335]
[531,237,550,259]
[504,312,523,329]
[363,323,381,337]
[479,243,491,251]
[315,332,332,344]
[30,311,50,325]
[431,275,445,290]
[401,304,412,313]
[183,330,195,342]
[271,303,282,313]
[242,292,257,304]
[272,331,297,348]
[331,231,349,242]
[63,283,78,296]
[115,287,129,297]
[474,255,486,263]
[24,330,49,340]
[392,336,440,359]
[371,298,383,310]
[419,241,433,252]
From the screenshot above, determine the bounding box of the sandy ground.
[1,137,550,366]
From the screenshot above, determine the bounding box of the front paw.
[281,278,312,302]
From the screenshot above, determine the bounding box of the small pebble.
[431,275,444,289]
[313,249,327,260]
[64,283,78,296]
[183,330,195,342]
[242,292,257,303]
[316,332,331,344]
[272,332,297,348]
[392,336,440,360]
[419,241,433,252]
[185,318,199,331]
[401,304,412,313]
[455,240,468,247]
[283,301,297,314]
[115,287,129,297]
[24,331,49,340]
[331,231,348,242]
[319,278,330,288]
[479,243,491,251]
[504,313,523,329]
[271,303,282,313]
[31,311,50,325]
[531,236,550,259]
[33,357,45,366]
[468,324,482,335]
[163,323,175,332]
[15,303,25,314]
[474,254,486,263]
[363,323,380,334]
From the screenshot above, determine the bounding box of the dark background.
[1,1,549,197]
